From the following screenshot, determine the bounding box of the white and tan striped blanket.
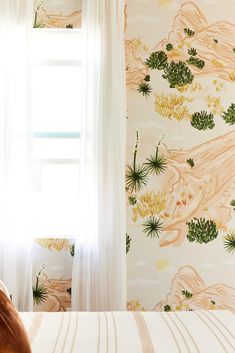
[20,310,235,353]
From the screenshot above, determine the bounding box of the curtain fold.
[72,0,127,311]
[0,0,33,311]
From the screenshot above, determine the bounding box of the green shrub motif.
[222,103,235,125]
[182,290,193,299]
[164,304,172,312]
[126,234,131,254]
[188,48,197,56]
[162,61,194,88]
[184,28,195,37]
[186,158,195,167]
[144,74,151,82]
[190,111,215,130]
[187,56,205,69]
[128,195,137,206]
[145,51,168,70]
[166,43,173,51]
[186,218,218,244]
[230,200,235,207]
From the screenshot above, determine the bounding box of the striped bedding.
[20,310,235,353]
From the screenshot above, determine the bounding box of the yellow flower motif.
[132,38,149,53]
[35,238,71,252]
[175,303,190,311]
[211,59,224,68]
[215,219,227,231]
[228,70,235,81]
[127,300,146,311]
[156,259,170,271]
[157,0,172,7]
[206,95,223,115]
[154,93,191,121]
[132,192,166,222]
[176,81,202,94]
[166,48,180,59]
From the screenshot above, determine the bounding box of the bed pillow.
[0,289,32,353]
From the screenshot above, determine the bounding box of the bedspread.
[20,310,235,353]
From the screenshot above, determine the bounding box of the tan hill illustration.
[44,10,82,28]
[125,39,148,89]
[154,266,235,312]
[35,7,82,28]
[125,1,235,88]
[159,131,235,247]
[33,274,71,312]
[155,2,235,80]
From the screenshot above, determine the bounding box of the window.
[31,28,83,237]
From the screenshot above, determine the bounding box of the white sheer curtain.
[72,0,127,311]
[0,0,33,311]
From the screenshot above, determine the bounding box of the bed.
[20,310,235,353]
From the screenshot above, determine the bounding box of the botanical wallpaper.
[32,0,235,313]
[125,0,235,312]
[32,238,74,312]
[33,0,82,28]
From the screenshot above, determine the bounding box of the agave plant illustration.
[126,131,148,193]
[32,266,49,306]
[137,82,152,97]
[224,231,235,253]
[142,216,164,238]
[33,1,45,28]
[144,146,167,175]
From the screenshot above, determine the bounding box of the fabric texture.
[0,0,33,311]
[72,0,127,311]
[20,310,235,353]
[0,290,31,353]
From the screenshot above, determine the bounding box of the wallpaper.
[32,238,74,312]
[33,0,82,28]
[31,0,235,313]
[125,0,235,312]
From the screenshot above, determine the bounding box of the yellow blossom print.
[155,93,191,121]
[211,58,224,68]
[156,0,172,7]
[132,38,149,53]
[127,300,146,311]
[156,259,170,271]
[35,238,71,252]
[228,70,235,81]
[132,192,166,222]
[176,81,202,93]
[206,95,223,115]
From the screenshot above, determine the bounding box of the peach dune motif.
[158,131,235,247]
[154,266,235,313]
[43,11,82,28]
[131,131,235,247]
[125,1,235,88]
[34,274,72,312]
[35,6,82,28]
